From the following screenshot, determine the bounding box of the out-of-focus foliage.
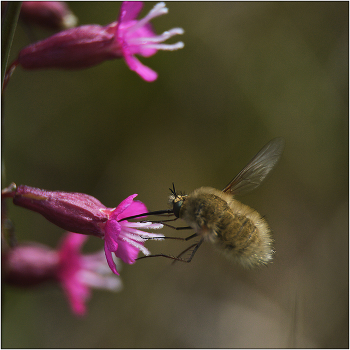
[2,2,348,348]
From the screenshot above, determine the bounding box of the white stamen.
[147,236,164,241]
[143,42,184,51]
[137,232,165,239]
[122,237,150,256]
[123,232,147,242]
[78,270,122,291]
[123,221,163,229]
[127,2,168,35]
[123,229,164,241]
[62,13,78,29]
[128,28,184,45]
[82,252,120,274]
[103,277,123,291]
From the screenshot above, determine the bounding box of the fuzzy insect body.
[176,186,273,268]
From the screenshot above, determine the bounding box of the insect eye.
[173,198,183,218]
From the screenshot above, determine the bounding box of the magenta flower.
[56,232,122,316]
[115,1,184,81]
[7,184,164,274]
[100,194,164,274]
[11,1,184,82]
[3,232,122,316]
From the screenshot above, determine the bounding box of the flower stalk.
[1,1,22,91]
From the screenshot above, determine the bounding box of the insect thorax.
[179,187,234,235]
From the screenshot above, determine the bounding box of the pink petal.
[118,1,143,23]
[115,239,140,264]
[109,194,138,220]
[124,54,158,82]
[125,24,157,57]
[119,200,147,220]
[71,300,87,316]
[59,232,88,253]
[63,280,90,316]
[104,220,120,251]
[104,242,119,275]
[57,232,86,284]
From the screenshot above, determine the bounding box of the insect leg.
[162,223,192,230]
[136,238,203,263]
[136,252,191,262]
[135,216,187,230]
[161,232,197,240]
[173,238,204,263]
[146,232,197,242]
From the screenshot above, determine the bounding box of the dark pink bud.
[2,1,77,30]
[16,23,122,70]
[19,1,77,30]
[13,185,108,237]
[2,244,58,287]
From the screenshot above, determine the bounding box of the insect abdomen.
[217,200,274,268]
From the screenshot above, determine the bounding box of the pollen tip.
[62,13,78,29]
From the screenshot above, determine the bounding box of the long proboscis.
[118,209,174,222]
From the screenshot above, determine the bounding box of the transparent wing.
[222,138,285,196]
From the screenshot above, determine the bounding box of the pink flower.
[101,194,164,275]
[3,232,122,316]
[11,1,184,82]
[8,184,164,274]
[116,1,184,81]
[56,232,122,316]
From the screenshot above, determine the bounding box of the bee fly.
[121,138,285,268]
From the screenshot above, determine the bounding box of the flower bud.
[13,185,108,237]
[19,1,78,30]
[2,1,77,30]
[2,244,58,286]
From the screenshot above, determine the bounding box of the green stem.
[1,1,22,91]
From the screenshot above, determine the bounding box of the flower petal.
[104,242,119,275]
[124,54,158,82]
[104,220,120,251]
[115,239,141,264]
[119,199,147,220]
[59,231,88,253]
[118,1,143,23]
[62,279,90,316]
[109,194,138,220]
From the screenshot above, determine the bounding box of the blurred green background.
[2,1,348,348]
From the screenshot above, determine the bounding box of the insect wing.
[222,138,285,196]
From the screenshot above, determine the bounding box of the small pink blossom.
[2,232,122,316]
[56,232,122,316]
[101,194,164,274]
[11,2,184,82]
[8,184,164,274]
[116,1,184,81]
